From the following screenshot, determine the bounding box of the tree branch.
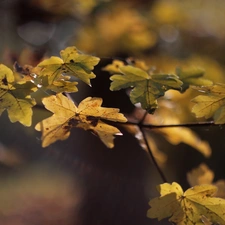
[125,120,216,128]
[140,127,167,183]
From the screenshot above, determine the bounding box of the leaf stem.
[140,126,167,183]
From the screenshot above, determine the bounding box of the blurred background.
[1,0,225,224]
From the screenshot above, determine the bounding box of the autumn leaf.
[0,64,37,126]
[158,126,211,158]
[187,163,214,187]
[128,106,211,158]
[35,93,127,148]
[105,63,183,113]
[103,60,125,74]
[187,163,225,199]
[192,83,225,124]
[147,182,225,225]
[176,67,213,92]
[37,46,100,87]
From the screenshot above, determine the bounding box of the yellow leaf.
[77,120,122,148]
[0,64,36,126]
[187,163,225,198]
[35,93,127,148]
[138,105,211,158]
[102,60,125,74]
[147,182,225,225]
[187,163,214,187]
[192,84,225,124]
[37,46,100,87]
[35,93,77,147]
[158,126,211,158]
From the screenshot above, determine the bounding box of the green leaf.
[192,83,225,124]
[147,182,225,225]
[37,46,100,87]
[0,64,36,126]
[109,65,183,113]
[176,67,213,92]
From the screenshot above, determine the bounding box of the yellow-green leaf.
[0,64,36,126]
[35,93,127,148]
[176,67,213,92]
[103,60,125,74]
[48,80,78,93]
[37,46,100,87]
[147,182,225,225]
[108,64,183,113]
[192,83,225,124]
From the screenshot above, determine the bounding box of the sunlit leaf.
[147,182,225,225]
[106,64,182,113]
[0,64,36,126]
[187,163,225,198]
[35,93,127,148]
[158,126,211,157]
[37,46,100,87]
[192,83,225,124]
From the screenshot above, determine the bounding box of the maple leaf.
[187,163,214,187]
[147,182,225,225]
[187,163,225,199]
[37,46,100,87]
[105,63,183,113]
[0,64,37,126]
[176,67,213,92]
[192,83,225,124]
[35,93,127,148]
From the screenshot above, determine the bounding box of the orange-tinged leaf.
[35,93,127,148]
[147,182,225,225]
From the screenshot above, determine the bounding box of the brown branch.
[124,120,216,128]
[140,127,167,183]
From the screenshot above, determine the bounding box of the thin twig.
[138,111,148,125]
[140,126,167,183]
[125,120,216,128]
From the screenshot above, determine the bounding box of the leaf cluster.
[2,45,225,225]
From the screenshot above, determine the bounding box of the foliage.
[3,0,225,224]
[104,60,183,113]
[0,64,37,126]
[192,84,225,124]
[1,42,225,224]
[147,182,225,225]
[35,93,127,148]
